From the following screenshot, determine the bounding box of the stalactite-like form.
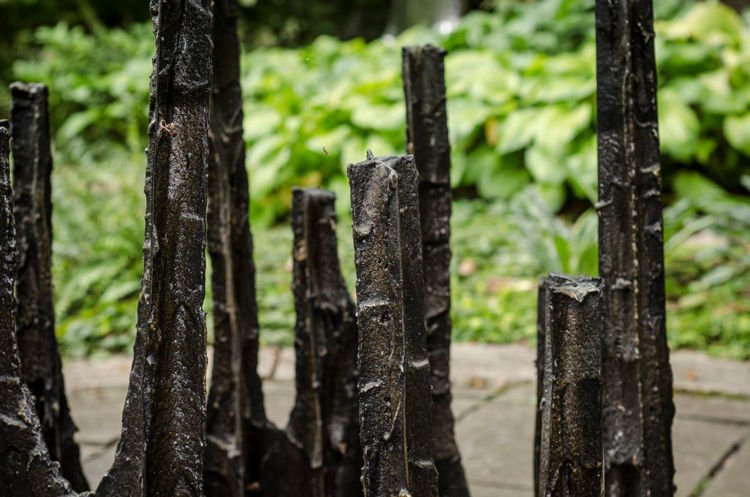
[0,122,77,497]
[204,0,268,495]
[402,45,469,497]
[287,188,362,497]
[349,152,439,497]
[96,1,213,495]
[10,82,89,492]
[538,273,603,497]
[596,1,675,495]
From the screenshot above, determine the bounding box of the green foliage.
[4,0,749,358]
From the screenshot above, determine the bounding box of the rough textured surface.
[10,83,89,492]
[402,45,470,497]
[538,274,602,497]
[96,1,213,495]
[287,188,362,497]
[348,153,439,497]
[596,0,675,495]
[203,0,268,495]
[533,280,545,497]
[0,122,77,497]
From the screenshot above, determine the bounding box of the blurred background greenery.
[1,0,748,359]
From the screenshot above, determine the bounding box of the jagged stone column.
[2,2,215,495]
[96,1,213,495]
[349,152,439,497]
[203,0,269,495]
[402,45,470,497]
[10,82,89,492]
[0,121,77,497]
[538,273,603,497]
[596,0,675,495]
[287,188,362,497]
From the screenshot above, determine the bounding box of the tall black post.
[10,82,89,492]
[287,188,362,497]
[596,0,675,495]
[349,153,439,497]
[537,274,603,497]
[402,45,470,497]
[0,121,77,497]
[97,1,213,495]
[204,0,269,495]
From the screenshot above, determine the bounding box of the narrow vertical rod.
[204,0,268,495]
[596,0,675,495]
[0,122,75,497]
[10,82,89,492]
[97,1,213,495]
[538,273,603,497]
[402,45,470,497]
[288,188,361,497]
[349,153,439,497]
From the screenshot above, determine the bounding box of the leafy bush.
[6,0,750,357]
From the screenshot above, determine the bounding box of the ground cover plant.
[5,0,749,359]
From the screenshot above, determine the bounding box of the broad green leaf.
[532,183,566,212]
[554,235,571,274]
[565,135,597,202]
[659,89,700,162]
[673,171,724,198]
[244,107,282,140]
[724,113,750,156]
[664,3,742,46]
[496,107,545,154]
[350,103,404,131]
[533,104,592,154]
[305,126,351,156]
[525,144,566,185]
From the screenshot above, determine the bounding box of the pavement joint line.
[81,437,119,463]
[455,380,532,424]
[677,413,750,428]
[675,388,750,402]
[687,434,748,497]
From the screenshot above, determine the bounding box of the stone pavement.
[63,343,750,496]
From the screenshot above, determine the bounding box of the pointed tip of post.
[366,149,375,160]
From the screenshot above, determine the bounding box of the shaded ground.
[63,344,750,496]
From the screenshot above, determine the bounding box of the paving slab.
[453,381,750,497]
[67,386,127,445]
[468,482,532,497]
[671,350,750,397]
[80,444,116,487]
[674,395,750,426]
[703,436,750,497]
[672,418,750,497]
[263,379,295,428]
[61,345,750,494]
[455,389,535,490]
[449,343,536,390]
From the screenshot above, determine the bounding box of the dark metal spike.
[204,1,268,495]
[596,0,675,495]
[538,274,603,497]
[10,81,89,492]
[349,153,438,497]
[97,1,213,495]
[402,44,469,497]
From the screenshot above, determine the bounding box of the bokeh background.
[1,0,748,359]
